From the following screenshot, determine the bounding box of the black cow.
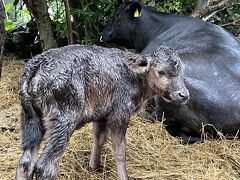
[101,0,240,142]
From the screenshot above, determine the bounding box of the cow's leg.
[16,109,43,180]
[33,115,75,180]
[89,121,108,172]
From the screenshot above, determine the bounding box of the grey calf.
[16,45,189,180]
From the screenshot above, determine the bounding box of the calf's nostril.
[179,92,185,98]
[178,92,188,100]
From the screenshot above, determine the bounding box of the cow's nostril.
[100,35,103,42]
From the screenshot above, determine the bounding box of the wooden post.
[0,0,5,81]
[63,0,73,45]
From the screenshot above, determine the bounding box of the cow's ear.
[129,1,142,18]
[125,54,151,74]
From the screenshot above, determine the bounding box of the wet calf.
[16,45,188,180]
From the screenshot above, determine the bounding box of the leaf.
[4,19,15,30]
[4,3,12,13]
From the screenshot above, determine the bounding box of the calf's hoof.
[16,154,34,180]
[88,165,104,173]
[33,161,57,180]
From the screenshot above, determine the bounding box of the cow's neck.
[134,9,170,52]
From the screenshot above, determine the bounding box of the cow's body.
[101,1,240,142]
[16,45,188,180]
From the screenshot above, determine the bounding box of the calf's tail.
[18,58,44,150]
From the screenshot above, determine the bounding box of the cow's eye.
[158,70,166,76]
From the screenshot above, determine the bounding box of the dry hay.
[58,119,240,180]
[0,56,23,110]
[0,58,240,180]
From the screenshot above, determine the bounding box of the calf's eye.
[158,70,166,76]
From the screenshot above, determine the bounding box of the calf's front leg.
[108,106,130,180]
[111,128,128,180]
[89,121,108,171]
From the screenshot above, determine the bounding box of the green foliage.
[4,3,15,30]
[152,1,184,13]
[145,0,196,14]
[47,0,67,42]
[70,0,118,44]
[5,0,239,46]
[48,0,65,22]
[4,3,12,13]
[4,19,15,31]
[210,4,240,37]
[4,2,31,31]
[45,0,118,44]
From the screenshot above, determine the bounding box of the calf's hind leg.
[16,109,42,180]
[89,121,108,171]
[33,114,76,180]
[16,144,40,180]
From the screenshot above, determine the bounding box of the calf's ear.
[129,1,142,18]
[125,54,151,74]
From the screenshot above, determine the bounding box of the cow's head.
[125,47,189,104]
[100,0,143,49]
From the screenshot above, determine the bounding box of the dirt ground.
[0,57,240,180]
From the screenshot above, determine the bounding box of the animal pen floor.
[0,57,240,180]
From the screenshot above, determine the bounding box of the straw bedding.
[0,57,239,180]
